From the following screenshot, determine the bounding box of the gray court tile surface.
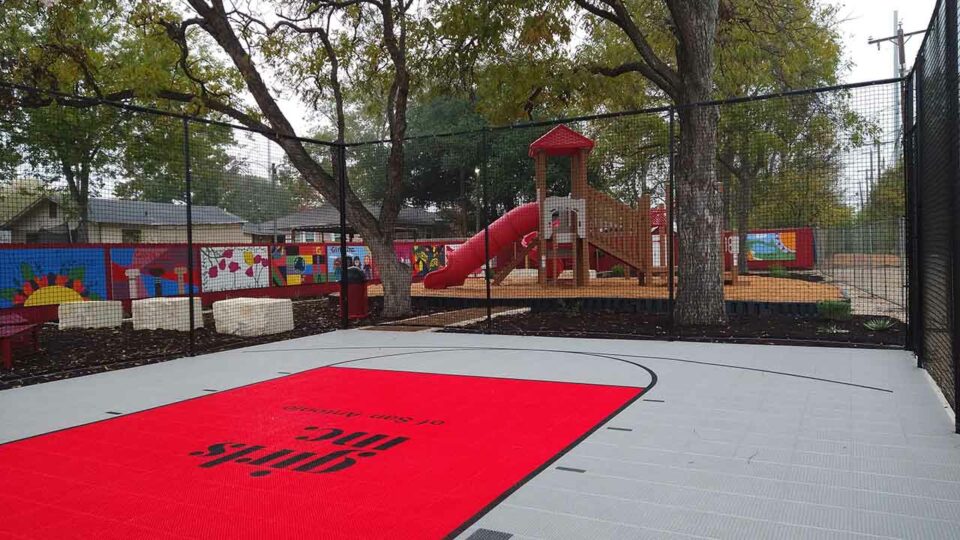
[1,331,956,539]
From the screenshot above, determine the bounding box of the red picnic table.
[0,313,41,369]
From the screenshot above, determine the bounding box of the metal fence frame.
[4,9,959,430]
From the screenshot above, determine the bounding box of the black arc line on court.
[246,344,893,393]
[251,345,657,539]
[0,345,658,540]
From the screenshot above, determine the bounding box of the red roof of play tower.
[528,125,595,157]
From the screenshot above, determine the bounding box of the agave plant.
[864,318,896,332]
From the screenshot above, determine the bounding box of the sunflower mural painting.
[200,246,270,293]
[0,248,107,308]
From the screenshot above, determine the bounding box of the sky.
[825,0,937,83]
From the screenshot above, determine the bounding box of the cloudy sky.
[825,0,936,82]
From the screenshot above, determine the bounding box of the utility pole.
[869,13,925,154]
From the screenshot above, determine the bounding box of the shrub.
[558,299,583,315]
[610,265,627,278]
[864,318,896,332]
[769,265,789,279]
[817,300,852,321]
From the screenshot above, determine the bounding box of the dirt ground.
[367,274,844,303]
[445,310,905,347]
[818,266,906,320]
[0,297,436,390]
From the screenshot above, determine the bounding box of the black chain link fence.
[906,0,960,429]
[1,2,957,434]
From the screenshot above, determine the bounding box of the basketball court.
[1,330,958,539]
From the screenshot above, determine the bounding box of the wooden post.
[638,194,651,285]
[535,152,547,286]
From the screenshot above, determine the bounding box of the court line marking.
[249,344,892,393]
[0,346,658,540]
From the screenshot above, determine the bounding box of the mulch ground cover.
[0,297,438,389]
[443,310,905,348]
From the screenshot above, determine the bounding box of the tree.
[138,0,422,317]
[114,116,236,206]
[571,0,725,325]
[0,0,240,239]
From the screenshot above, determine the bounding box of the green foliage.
[817,300,852,321]
[218,173,299,224]
[768,265,788,279]
[610,265,627,277]
[0,0,240,229]
[863,318,896,332]
[558,299,584,315]
[860,161,905,224]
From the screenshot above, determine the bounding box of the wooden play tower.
[526,125,654,286]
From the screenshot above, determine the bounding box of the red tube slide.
[424,202,539,289]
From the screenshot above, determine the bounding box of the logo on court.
[189,426,409,478]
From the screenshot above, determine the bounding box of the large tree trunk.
[367,234,411,317]
[674,104,725,325]
[670,0,725,326]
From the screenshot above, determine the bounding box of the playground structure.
[424,125,734,290]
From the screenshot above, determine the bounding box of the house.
[1,196,247,244]
[244,203,447,243]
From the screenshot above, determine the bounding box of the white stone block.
[132,297,203,331]
[213,297,295,337]
[59,301,124,330]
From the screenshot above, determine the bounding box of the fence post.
[183,118,196,357]
[904,73,920,357]
[667,107,676,337]
[336,144,349,330]
[481,130,492,333]
[915,52,927,369]
[946,0,960,433]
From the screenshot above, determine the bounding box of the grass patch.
[817,300,852,321]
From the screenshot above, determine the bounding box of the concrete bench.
[132,297,203,331]
[59,301,124,330]
[213,298,295,337]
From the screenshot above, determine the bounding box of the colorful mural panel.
[327,246,373,282]
[271,244,328,286]
[395,244,413,273]
[412,244,445,279]
[200,246,270,292]
[746,232,797,262]
[110,247,199,299]
[0,248,107,308]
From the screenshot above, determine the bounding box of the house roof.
[528,125,595,158]
[87,198,245,226]
[243,203,442,236]
[1,196,245,228]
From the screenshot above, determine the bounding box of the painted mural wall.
[271,244,328,286]
[746,231,797,262]
[327,246,375,281]
[200,246,271,292]
[110,246,199,300]
[0,248,107,308]
[412,244,446,279]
